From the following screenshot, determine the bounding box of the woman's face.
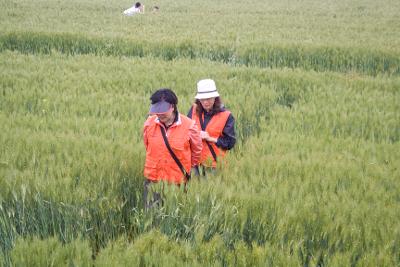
[199,97,216,112]
[156,107,174,124]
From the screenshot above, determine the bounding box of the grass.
[1,0,399,51]
[0,0,399,265]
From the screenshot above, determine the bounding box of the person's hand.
[200,131,209,139]
[201,131,217,143]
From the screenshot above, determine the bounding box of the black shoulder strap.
[160,126,191,181]
[199,113,218,162]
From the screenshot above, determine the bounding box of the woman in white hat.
[187,79,236,175]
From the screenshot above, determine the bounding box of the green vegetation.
[0,0,399,266]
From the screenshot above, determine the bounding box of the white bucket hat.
[195,79,220,99]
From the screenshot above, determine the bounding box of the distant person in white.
[123,2,144,16]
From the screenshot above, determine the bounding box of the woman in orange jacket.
[187,79,236,176]
[143,88,202,208]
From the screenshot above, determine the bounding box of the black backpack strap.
[199,113,218,163]
[160,126,191,181]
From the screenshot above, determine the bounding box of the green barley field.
[1,0,399,266]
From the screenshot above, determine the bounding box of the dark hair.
[150,88,178,111]
[195,97,223,116]
[135,2,141,8]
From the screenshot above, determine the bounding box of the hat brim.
[195,91,220,99]
[149,101,172,114]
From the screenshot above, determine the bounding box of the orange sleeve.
[189,120,202,166]
[143,116,152,151]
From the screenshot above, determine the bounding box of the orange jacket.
[143,114,202,184]
[191,105,231,167]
